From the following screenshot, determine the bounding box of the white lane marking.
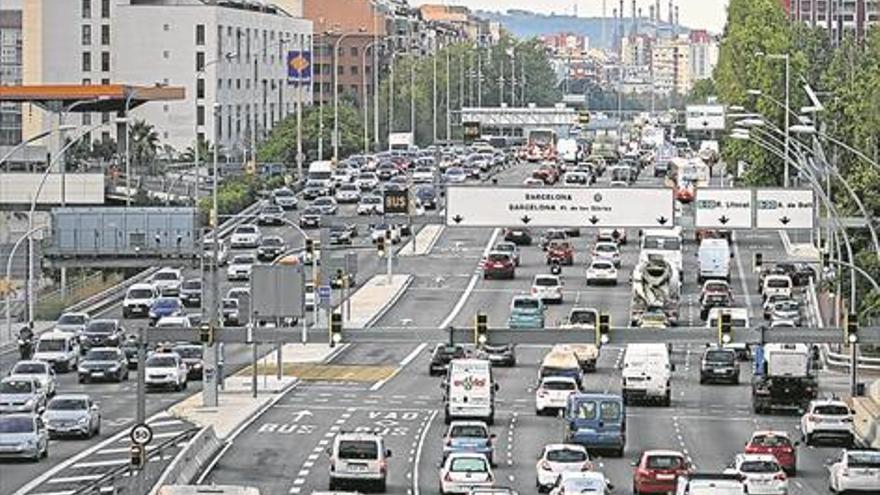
[147,419,185,428]
[46,474,104,484]
[27,491,75,495]
[115,430,184,443]
[303,461,314,468]
[370,342,429,391]
[71,458,128,469]
[732,238,754,321]
[412,409,439,495]
[288,488,301,494]
[439,228,501,329]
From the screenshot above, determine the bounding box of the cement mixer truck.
[630,254,681,326]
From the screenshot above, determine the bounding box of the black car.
[414,186,438,210]
[428,343,466,376]
[699,346,740,385]
[480,343,516,367]
[503,228,532,246]
[774,262,816,287]
[299,206,322,229]
[78,347,129,383]
[700,293,731,320]
[120,336,139,369]
[257,235,286,261]
[79,319,124,352]
[222,298,241,326]
[172,344,205,380]
[328,225,352,245]
[179,279,202,307]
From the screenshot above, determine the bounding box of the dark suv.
[79,319,124,352]
[699,346,740,385]
[428,344,466,376]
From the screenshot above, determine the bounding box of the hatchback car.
[357,195,384,215]
[299,205,323,228]
[535,444,592,492]
[724,453,788,495]
[800,398,854,446]
[503,228,532,246]
[271,187,298,209]
[827,449,880,494]
[769,300,802,326]
[79,319,124,351]
[443,421,495,465]
[257,204,284,225]
[335,183,362,203]
[699,347,740,385]
[148,297,184,325]
[230,224,261,249]
[77,347,129,383]
[43,394,100,439]
[492,242,520,266]
[144,352,188,391]
[548,471,612,495]
[535,376,579,415]
[0,377,46,414]
[171,344,205,380]
[257,235,286,261]
[586,259,618,286]
[226,253,256,281]
[744,431,798,475]
[507,296,545,329]
[429,344,466,376]
[179,279,203,307]
[150,268,183,296]
[592,242,621,267]
[54,312,90,335]
[480,344,516,367]
[313,197,338,215]
[546,240,574,265]
[440,452,494,494]
[0,413,49,461]
[531,274,563,304]
[483,252,515,280]
[9,360,56,397]
[632,449,692,494]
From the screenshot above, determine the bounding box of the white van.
[307,160,334,182]
[444,359,497,425]
[558,138,579,163]
[33,332,80,372]
[622,343,672,406]
[697,238,731,283]
[640,227,683,273]
[762,275,793,301]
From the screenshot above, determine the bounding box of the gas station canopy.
[0,84,185,112]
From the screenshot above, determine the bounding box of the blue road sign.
[287,50,312,83]
[318,285,332,301]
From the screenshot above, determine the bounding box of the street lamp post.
[333,29,366,162]
[755,52,791,186]
[362,40,380,153]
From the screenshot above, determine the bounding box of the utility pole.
[409,27,416,139]
[389,47,395,150]
[477,46,483,107]
[318,40,325,160]
[446,46,451,142]
[433,52,438,143]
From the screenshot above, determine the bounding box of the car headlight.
[193,363,203,369]
[78,367,88,374]
[149,312,158,318]
[77,416,89,425]
[108,365,120,372]
[24,399,35,408]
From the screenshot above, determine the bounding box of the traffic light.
[336,268,345,287]
[578,111,591,125]
[305,238,314,255]
[376,235,386,256]
[597,313,610,346]
[329,311,343,347]
[474,313,488,346]
[846,313,858,344]
[718,312,733,345]
[199,323,214,346]
[130,444,146,470]
[753,252,763,271]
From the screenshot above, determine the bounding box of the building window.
[82,78,91,85]
[163,50,170,59]
[82,25,92,45]
[101,51,110,72]
[337,65,343,75]
[313,82,320,94]
[101,112,110,124]
[217,79,222,90]
[196,24,205,46]
[82,113,91,126]
[350,84,357,94]
[82,0,91,18]
[101,25,110,45]
[101,78,109,85]
[351,65,358,75]
[350,46,358,57]
[337,84,343,94]
[236,79,241,90]
[196,51,205,71]
[101,0,110,18]
[197,105,205,126]
[82,52,92,72]
[217,26,224,57]
[163,24,170,32]
[197,78,205,99]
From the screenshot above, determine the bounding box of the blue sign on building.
[287,50,312,84]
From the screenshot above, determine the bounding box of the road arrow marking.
[291,410,314,422]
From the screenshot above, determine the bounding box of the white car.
[123,283,158,319]
[800,399,854,446]
[54,312,90,335]
[9,361,57,397]
[154,316,192,328]
[724,454,788,495]
[585,259,617,286]
[356,172,380,190]
[150,268,183,296]
[335,183,361,203]
[357,195,384,215]
[535,377,579,415]
[230,224,261,249]
[271,187,298,209]
[592,242,621,267]
[439,452,495,494]
[331,169,354,186]
[312,196,338,215]
[227,253,256,281]
[827,450,880,494]
[412,166,436,183]
[548,471,612,495]
[523,177,544,186]
[531,274,563,304]
[597,228,627,245]
[535,444,593,492]
[371,224,401,244]
[761,274,793,300]
[144,353,188,391]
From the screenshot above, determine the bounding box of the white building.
[688,30,718,83]
[0,0,22,147]
[651,36,690,95]
[22,0,313,155]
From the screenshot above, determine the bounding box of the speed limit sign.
[130,423,153,446]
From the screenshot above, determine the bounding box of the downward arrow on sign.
[451,214,463,224]
[719,215,730,225]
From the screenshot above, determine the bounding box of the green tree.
[91,138,117,163]
[128,120,160,175]
[258,103,364,169]
[687,79,717,105]
[180,140,227,163]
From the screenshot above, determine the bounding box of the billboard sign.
[685,105,725,131]
[287,50,312,83]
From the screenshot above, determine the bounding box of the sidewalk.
[345,274,412,329]
[399,225,445,257]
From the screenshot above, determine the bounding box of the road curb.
[362,274,414,329]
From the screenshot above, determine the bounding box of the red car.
[632,450,693,494]
[745,430,798,475]
[546,240,574,265]
[675,182,695,203]
[482,252,515,280]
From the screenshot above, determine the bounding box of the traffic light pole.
[136,325,146,495]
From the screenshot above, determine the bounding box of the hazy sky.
[412,1,730,33]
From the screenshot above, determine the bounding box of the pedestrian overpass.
[460,104,577,136]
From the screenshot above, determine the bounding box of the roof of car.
[642,449,686,457]
[542,443,587,452]
[335,432,384,441]
[750,430,791,438]
[51,393,90,401]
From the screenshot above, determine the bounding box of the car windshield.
[146,356,177,368]
[595,244,616,253]
[494,244,513,252]
[450,425,488,438]
[569,311,597,325]
[591,261,613,270]
[154,272,178,281]
[362,196,381,204]
[705,282,728,292]
[438,346,462,357]
[303,207,322,215]
[262,237,283,247]
[274,189,294,197]
[155,298,180,308]
[232,255,254,264]
[173,347,202,359]
[305,180,325,188]
[643,236,681,250]
[775,301,799,311]
[814,404,849,415]
[487,254,510,263]
[223,300,238,309]
[0,417,34,433]
[85,350,119,361]
[236,226,257,234]
[314,198,333,205]
[513,298,540,309]
[48,398,87,411]
[37,339,67,352]
[86,321,115,334]
[447,168,464,175]
[129,289,153,299]
[543,380,576,391]
[705,350,735,363]
[646,455,685,469]
[535,277,559,287]
[750,435,791,448]
[547,449,588,463]
[847,452,880,468]
[767,278,790,288]
[337,440,379,459]
[740,460,780,473]
[12,363,46,374]
[450,457,488,472]
[58,314,86,325]
[0,380,34,393]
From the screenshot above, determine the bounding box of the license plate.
[92,372,104,377]
[346,464,367,472]
[714,369,727,374]
[656,474,675,480]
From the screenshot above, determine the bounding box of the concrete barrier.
[148,426,223,494]
[851,380,880,449]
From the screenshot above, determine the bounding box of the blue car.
[507,296,545,329]
[443,420,495,465]
[565,393,626,457]
[148,297,183,325]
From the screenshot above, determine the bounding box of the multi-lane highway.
[195,159,853,495]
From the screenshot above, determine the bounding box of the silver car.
[55,312,90,335]
[9,360,57,397]
[0,377,47,414]
[0,413,49,461]
[43,394,101,439]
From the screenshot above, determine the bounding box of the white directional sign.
[446,186,675,228]
[694,189,753,229]
[755,189,815,230]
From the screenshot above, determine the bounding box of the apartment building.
[651,36,690,95]
[0,0,22,147]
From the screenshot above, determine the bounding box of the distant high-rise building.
[688,30,718,82]
[652,36,690,95]
[0,0,22,147]
[782,0,880,43]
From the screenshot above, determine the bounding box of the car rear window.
[128,289,153,299]
[13,362,46,374]
[85,350,119,361]
[86,321,115,333]
[48,398,87,410]
[338,440,379,460]
[513,298,540,309]
[450,457,487,472]
[705,350,735,363]
[0,380,34,393]
[547,449,587,463]
[847,452,880,468]
[535,277,559,287]
[146,356,176,368]
[0,417,34,433]
[600,401,621,420]
[740,460,780,473]
[58,314,86,324]
[574,401,597,420]
[450,424,487,438]
[487,254,510,263]
[813,405,849,415]
[767,278,791,288]
[646,455,685,469]
[569,311,597,325]
[542,380,576,391]
[750,435,791,447]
